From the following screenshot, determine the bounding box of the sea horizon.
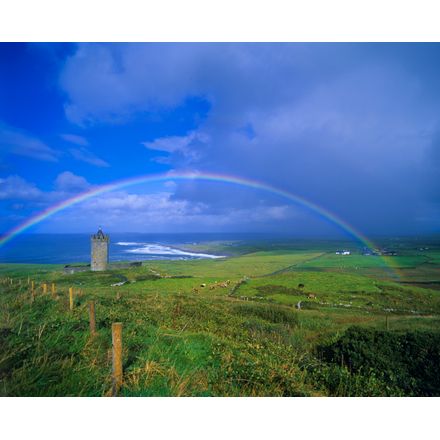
[1,231,438,264]
[0,232,299,264]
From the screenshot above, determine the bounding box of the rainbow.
[0,171,399,277]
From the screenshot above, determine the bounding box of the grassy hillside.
[0,245,439,396]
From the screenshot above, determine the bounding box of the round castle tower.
[91,227,109,271]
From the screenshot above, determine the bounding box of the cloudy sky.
[0,43,439,236]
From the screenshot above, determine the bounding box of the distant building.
[335,250,351,255]
[91,227,109,271]
[363,247,379,256]
[362,248,396,256]
[381,250,397,256]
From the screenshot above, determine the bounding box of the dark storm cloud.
[57,43,440,234]
[423,129,440,203]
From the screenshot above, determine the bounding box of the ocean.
[0,233,246,264]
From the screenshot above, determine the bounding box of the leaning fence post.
[69,287,74,310]
[112,322,123,396]
[89,301,96,335]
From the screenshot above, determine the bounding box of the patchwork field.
[1,239,439,396]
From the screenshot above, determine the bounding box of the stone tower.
[91,227,109,271]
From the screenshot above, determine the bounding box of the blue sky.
[1,43,439,236]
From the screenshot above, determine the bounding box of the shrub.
[316,326,440,396]
[255,284,301,297]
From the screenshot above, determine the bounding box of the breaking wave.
[115,242,142,246]
[116,242,224,259]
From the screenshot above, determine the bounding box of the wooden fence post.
[69,287,74,311]
[89,301,96,335]
[112,322,123,396]
[43,283,47,294]
[31,280,35,291]
[51,283,56,298]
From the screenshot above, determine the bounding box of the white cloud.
[69,147,109,167]
[1,172,93,206]
[29,183,296,233]
[143,131,209,164]
[61,133,89,146]
[0,123,59,162]
[0,175,44,200]
[144,134,194,153]
[54,171,91,192]
[60,44,204,124]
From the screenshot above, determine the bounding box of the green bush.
[306,363,404,396]
[316,326,440,396]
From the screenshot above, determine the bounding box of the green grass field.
[1,240,439,396]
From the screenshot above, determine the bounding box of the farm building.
[335,250,351,255]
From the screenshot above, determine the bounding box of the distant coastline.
[1,232,439,265]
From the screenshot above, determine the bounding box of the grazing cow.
[200,283,206,288]
[307,293,316,300]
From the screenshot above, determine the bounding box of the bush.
[255,284,301,297]
[307,363,404,397]
[316,326,440,396]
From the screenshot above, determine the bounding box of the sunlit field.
[1,238,439,396]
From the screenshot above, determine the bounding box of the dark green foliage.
[255,284,301,297]
[133,274,161,281]
[305,362,405,396]
[317,326,440,396]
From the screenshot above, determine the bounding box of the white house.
[335,250,351,255]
